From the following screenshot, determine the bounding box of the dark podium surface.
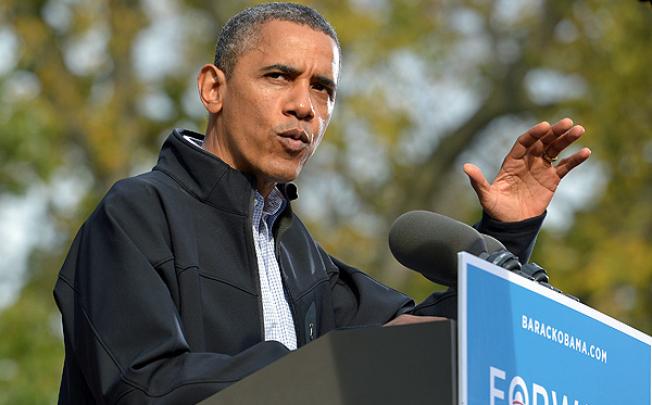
[201,320,457,405]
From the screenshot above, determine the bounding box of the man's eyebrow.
[262,64,336,91]
[261,64,300,76]
[313,75,337,93]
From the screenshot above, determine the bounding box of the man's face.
[213,20,339,191]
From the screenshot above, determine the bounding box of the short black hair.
[214,2,340,77]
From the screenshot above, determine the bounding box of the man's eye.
[267,72,286,80]
[313,83,334,98]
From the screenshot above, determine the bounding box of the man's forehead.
[254,19,337,46]
[246,20,340,77]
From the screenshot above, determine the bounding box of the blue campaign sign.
[458,253,652,405]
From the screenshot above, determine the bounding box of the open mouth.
[277,128,311,152]
[278,128,310,143]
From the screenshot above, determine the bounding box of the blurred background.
[0,0,650,402]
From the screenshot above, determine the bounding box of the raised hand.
[463,118,591,222]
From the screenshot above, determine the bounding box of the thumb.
[463,163,490,199]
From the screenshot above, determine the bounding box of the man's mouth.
[278,128,311,144]
[277,128,312,152]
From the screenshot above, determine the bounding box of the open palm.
[464,118,591,222]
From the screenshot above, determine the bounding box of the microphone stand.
[482,250,580,302]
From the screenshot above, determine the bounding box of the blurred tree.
[0,0,650,402]
[0,0,218,401]
[535,0,652,331]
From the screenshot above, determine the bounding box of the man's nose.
[284,83,315,120]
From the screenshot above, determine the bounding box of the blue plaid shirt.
[251,190,297,350]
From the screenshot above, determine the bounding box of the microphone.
[481,233,505,253]
[388,210,579,301]
[388,210,489,286]
[480,234,521,271]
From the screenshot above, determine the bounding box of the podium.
[202,253,652,404]
[201,320,457,405]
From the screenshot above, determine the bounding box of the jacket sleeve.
[54,183,288,404]
[475,211,546,263]
[323,251,414,328]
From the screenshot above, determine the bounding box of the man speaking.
[53,2,590,403]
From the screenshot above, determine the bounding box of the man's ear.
[197,64,227,114]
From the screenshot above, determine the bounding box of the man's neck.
[255,181,277,199]
[202,129,276,199]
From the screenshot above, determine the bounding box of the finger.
[544,125,585,160]
[509,121,551,159]
[539,117,574,146]
[463,163,491,197]
[552,117,575,135]
[384,315,447,327]
[556,147,591,178]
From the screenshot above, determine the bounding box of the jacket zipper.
[245,190,266,342]
[274,212,304,347]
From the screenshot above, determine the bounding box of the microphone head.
[481,233,506,253]
[388,211,487,286]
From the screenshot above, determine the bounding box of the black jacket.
[54,129,543,404]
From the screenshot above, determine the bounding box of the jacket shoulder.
[87,173,174,256]
[104,172,166,205]
[56,172,176,297]
[99,172,178,218]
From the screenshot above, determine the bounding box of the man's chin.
[272,171,301,185]
[253,166,303,194]
[268,162,305,184]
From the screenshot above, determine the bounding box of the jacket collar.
[154,129,297,215]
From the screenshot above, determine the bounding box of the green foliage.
[0,0,651,401]
[0,249,63,404]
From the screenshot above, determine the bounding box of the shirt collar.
[253,188,287,228]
